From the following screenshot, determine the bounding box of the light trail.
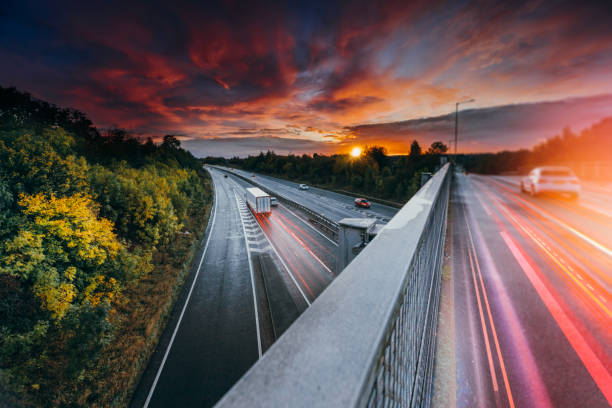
[471,178,612,333]
[475,178,612,309]
[257,213,326,289]
[275,210,335,256]
[483,177,612,258]
[251,210,314,304]
[469,177,612,401]
[501,231,612,405]
[278,202,338,247]
[463,203,516,408]
[270,213,334,276]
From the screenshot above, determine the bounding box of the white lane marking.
[276,218,334,276]
[234,191,263,358]
[580,201,612,219]
[279,202,338,247]
[144,170,220,408]
[488,178,612,258]
[464,207,516,407]
[254,215,313,306]
[229,171,337,247]
[228,176,312,305]
[500,231,612,405]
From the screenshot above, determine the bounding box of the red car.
[354,198,371,208]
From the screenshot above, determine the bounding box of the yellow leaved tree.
[2,193,125,320]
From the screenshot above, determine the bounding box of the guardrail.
[215,163,451,408]
[210,165,340,241]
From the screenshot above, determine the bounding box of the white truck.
[245,187,271,214]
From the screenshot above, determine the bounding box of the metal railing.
[210,165,340,241]
[215,163,451,408]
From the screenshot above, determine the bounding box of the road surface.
[227,174,337,302]
[438,172,612,407]
[131,167,337,408]
[226,168,398,224]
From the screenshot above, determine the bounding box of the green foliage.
[462,118,612,174]
[211,141,447,203]
[0,86,212,406]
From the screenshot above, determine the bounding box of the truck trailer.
[245,187,271,214]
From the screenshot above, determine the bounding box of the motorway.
[131,167,337,408]
[439,173,612,407]
[227,168,398,224]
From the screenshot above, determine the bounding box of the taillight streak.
[269,213,334,279]
[253,212,316,299]
[473,178,612,325]
[275,211,334,257]
[478,177,612,287]
[256,212,330,291]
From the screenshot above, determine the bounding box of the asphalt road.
[440,172,612,407]
[131,167,337,408]
[227,168,398,224]
[227,174,337,302]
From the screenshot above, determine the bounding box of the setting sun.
[350,147,362,157]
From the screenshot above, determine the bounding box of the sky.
[2,0,612,156]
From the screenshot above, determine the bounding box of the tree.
[0,192,142,396]
[162,134,181,150]
[427,141,448,155]
[409,140,421,159]
[1,193,127,320]
[364,145,388,169]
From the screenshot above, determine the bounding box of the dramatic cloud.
[2,0,611,155]
[344,94,612,154]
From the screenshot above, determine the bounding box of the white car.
[270,197,278,206]
[298,184,309,190]
[521,166,580,199]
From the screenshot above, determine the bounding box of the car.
[298,183,309,190]
[354,198,371,208]
[270,197,278,206]
[520,166,580,199]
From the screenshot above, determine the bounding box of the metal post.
[454,102,459,157]
[453,98,475,166]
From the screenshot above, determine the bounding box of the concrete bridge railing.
[215,163,451,408]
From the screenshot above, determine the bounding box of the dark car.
[354,198,371,208]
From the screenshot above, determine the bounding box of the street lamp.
[454,98,475,159]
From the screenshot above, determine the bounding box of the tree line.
[462,117,612,174]
[205,141,449,204]
[0,87,212,406]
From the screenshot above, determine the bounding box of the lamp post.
[454,98,475,161]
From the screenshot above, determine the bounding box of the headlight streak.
[467,175,612,405]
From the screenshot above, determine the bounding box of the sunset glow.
[2,1,612,156]
[350,147,362,158]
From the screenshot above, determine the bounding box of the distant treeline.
[204,141,449,203]
[0,87,212,406]
[462,117,612,174]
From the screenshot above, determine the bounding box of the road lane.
[132,168,261,408]
[226,168,398,223]
[492,175,612,221]
[225,173,337,302]
[443,172,612,407]
[133,167,343,408]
